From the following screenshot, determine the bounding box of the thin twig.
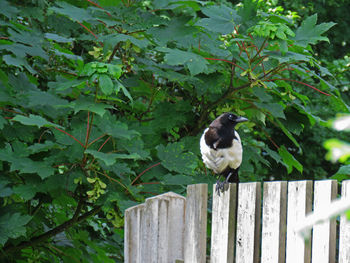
[86,133,107,148]
[131,162,161,185]
[98,136,111,152]
[265,78,331,96]
[54,127,85,148]
[3,205,101,254]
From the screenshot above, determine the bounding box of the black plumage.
[200,113,248,194]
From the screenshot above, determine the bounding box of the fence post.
[124,192,186,263]
[311,180,337,263]
[261,181,287,263]
[339,180,350,263]
[235,182,261,263]
[286,180,313,263]
[210,183,237,263]
[184,184,208,263]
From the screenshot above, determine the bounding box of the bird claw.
[215,180,227,196]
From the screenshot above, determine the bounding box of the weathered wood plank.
[311,180,337,263]
[124,192,186,263]
[339,180,350,263]
[285,180,313,263]
[235,182,261,263]
[261,181,287,263]
[184,184,208,263]
[125,203,144,263]
[210,183,237,263]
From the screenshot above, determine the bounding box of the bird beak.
[236,116,248,123]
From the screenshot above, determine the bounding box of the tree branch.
[2,205,101,255]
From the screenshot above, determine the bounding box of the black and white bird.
[200,113,248,194]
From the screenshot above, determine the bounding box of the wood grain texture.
[184,184,208,263]
[311,180,337,263]
[261,181,287,263]
[124,192,186,263]
[210,183,237,263]
[286,180,313,263]
[124,202,144,263]
[235,182,261,263]
[339,180,350,263]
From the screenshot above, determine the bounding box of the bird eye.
[228,114,235,120]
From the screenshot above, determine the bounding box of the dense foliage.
[0,0,348,261]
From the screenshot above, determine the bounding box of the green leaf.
[157,48,208,75]
[13,184,37,200]
[0,1,18,18]
[101,33,149,49]
[252,86,272,102]
[103,120,139,140]
[293,14,336,47]
[99,74,114,95]
[12,114,63,129]
[324,139,350,163]
[115,81,133,103]
[331,165,350,181]
[0,115,7,129]
[163,174,193,185]
[85,149,141,166]
[48,77,86,91]
[157,143,198,174]
[278,145,303,174]
[275,118,301,149]
[27,141,61,154]
[196,5,240,34]
[0,179,12,197]
[45,33,73,43]
[50,1,93,22]
[26,90,68,108]
[0,146,55,179]
[107,64,123,79]
[66,97,115,117]
[255,102,285,119]
[346,209,350,221]
[3,54,36,74]
[0,213,32,246]
[265,147,282,164]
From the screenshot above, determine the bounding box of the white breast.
[200,128,243,174]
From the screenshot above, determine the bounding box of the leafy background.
[0,0,349,261]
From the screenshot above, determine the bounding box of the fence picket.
[339,180,350,263]
[124,180,350,263]
[210,183,237,263]
[184,184,208,263]
[261,181,287,263]
[235,182,261,263]
[311,180,337,263]
[286,180,313,263]
[124,202,144,263]
[124,192,186,263]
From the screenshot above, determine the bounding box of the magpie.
[200,113,248,194]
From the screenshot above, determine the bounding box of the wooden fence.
[124,180,350,263]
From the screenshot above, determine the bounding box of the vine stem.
[204,57,246,71]
[77,22,98,39]
[54,127,85,148]
[86,133,107,148]
[85,0,112,17]
[84,111,90,147]
[265,78,331,96]
[131,162,161,185]
[98,136,111,152]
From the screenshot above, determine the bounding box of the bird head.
[220,112,248,127]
